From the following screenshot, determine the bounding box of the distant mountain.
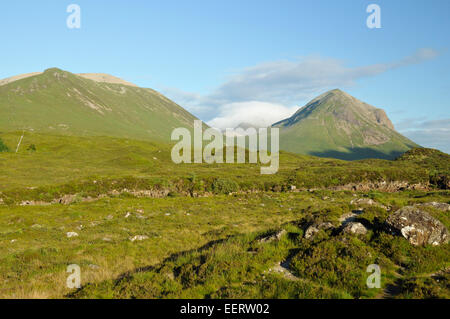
[0,68,198,141]
[273,89,419,160]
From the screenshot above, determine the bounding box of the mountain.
[0,68,198,141]
[273,89,419,160]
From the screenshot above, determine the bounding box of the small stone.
[339,210,364,225]
[67,232,79,238]
[130,235,149,242]
[304,226,319,239]
[342,222,367,235]
[304,222,334,239]
[259,230,287,243]
[350,198,375,206]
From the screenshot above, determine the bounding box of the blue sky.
[0,0,449,152]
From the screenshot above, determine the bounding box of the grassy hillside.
[0,132,448,204]
[0,68,198,142]
[274,89,419,160]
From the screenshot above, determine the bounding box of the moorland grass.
[0,132,448,299]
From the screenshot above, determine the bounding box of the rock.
[342,222,368,235]
[385,206,449,246]
[290,185,296,191]
[55,194,77,205]
[304,226,319,239]
[130,235,148,242]
[304,222,334,239]
[20,200,49,206]
[31,224,43,229]
[350,198,375,206]
[66,232,79,238]
[350,198,388,210]
[259,230,287,243]
[416,202,450,212]
[339,210,364,225]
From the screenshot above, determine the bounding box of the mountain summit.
[0,68,198,141]
[273,89,419,160]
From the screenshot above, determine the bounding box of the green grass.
[0,130,448,299]
[1,189,448,299]
[67,190,449,299]
[0,137,8,152]
[0,132,447,204]
[0,192,309,298]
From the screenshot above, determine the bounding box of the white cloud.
[207,101,298,130]
[162,48,440,130]
[397,118,450,154]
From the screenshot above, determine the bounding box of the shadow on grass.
[310,147,407,161]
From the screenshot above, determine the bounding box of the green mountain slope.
[0,68,198,141]
[273,89,420,160]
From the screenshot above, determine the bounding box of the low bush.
[0,138,8,152]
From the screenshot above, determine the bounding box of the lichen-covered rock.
[342,222,367,235]
[259,229,286,243]
[350,198,376,206]
[350,198,387,209]
[385,206,449,246]
[416,202,450,212]
[54,194,77,205]
[304,222,334,239]
[339,210,364,225]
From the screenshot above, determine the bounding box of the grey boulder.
[385,206,449,246]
